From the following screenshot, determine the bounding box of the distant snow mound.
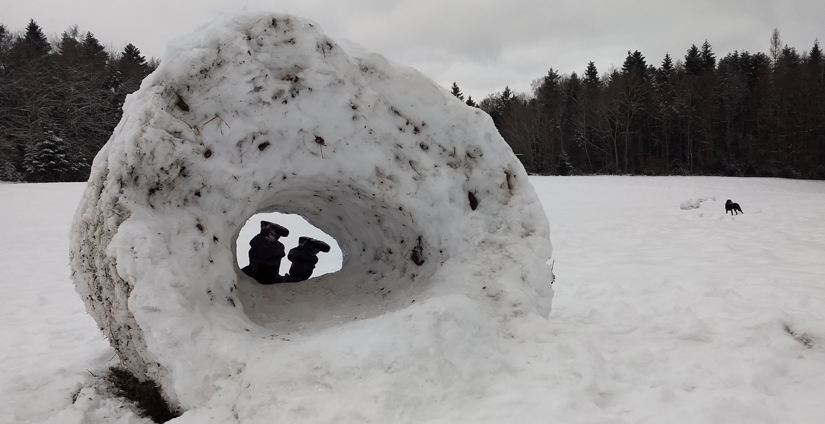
[680,196,715,210]
[680,199,702,210]
[69,12,553,419]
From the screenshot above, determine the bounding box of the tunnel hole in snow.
[235,212,343,279]
[232,183,440,333]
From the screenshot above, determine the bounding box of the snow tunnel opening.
[235,212,343,282]
[232,179,440,333]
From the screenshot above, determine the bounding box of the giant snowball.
[70,12,553,420]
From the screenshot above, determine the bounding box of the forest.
[1,20,823,181]
[463,31,825,178]
[0,20,155,182]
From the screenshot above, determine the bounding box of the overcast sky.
[4,0,824,100]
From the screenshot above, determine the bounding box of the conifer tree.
[0,159,21,181]
[655,53,677,173]
[450,82,464,100]
[622,50,648,78]
[584,61,600,87]
[479,86,515,132]
[534,71,560,106]
[579,62,601,173]
[122,43,147,68]
[465,95,477,107]
[779,46,801,68]
[81,32,108,69]
[809,39,822,65]
[22,128,81,182]
[22,19,50,58]
[0,24,9,76]
[0,24,7,63]
[113,43,151,93]
[56,28,83,69]
[498,86,514,115]
[700,40,716,71]
[500,85,513,102]
[658,53,674,82]
[806,39,823,90]
[556,150,573,175]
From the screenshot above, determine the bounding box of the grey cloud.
[4,0,823,100]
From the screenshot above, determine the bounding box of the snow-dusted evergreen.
[23,129,82,182]
[0,159,21,181]
[69,12,553,420]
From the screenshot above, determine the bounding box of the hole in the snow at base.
[236,212,342,284]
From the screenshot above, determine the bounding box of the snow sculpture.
[70,12,553,418]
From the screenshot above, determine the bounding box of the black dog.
[725,199,743,215]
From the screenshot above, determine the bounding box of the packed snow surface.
[66,11,553,419]
[2,176,824,423]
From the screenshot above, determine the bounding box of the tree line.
[455,31,825,178]
[1,21,822,182]
[0,20,155,182]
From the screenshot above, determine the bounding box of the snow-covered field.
[2,176,824,423]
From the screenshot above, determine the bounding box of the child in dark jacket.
[283,237,330,282]
[242,221,289,284]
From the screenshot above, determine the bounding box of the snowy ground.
[2,176,824,423]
